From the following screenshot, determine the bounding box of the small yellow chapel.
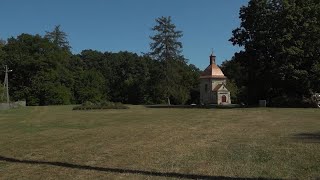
[200,53,231,105]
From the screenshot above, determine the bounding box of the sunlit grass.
[0,106,319,179]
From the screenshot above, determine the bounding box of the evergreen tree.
[149,16,186,104]
[149,16,183,61]
[45,25,70,50]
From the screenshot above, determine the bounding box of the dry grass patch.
[0,106,319,179]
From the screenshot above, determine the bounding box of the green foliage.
[165,60,200,104]
[149,16,199,104]
[73,69,106,104]
[45,25,70,50]
[107,52,150,104]
[30,70,72,105]
[0,39,7,103]
[221,57,248,104]
[149,16,183,61]
[0,39,6,47]
[1,22,200,106]
[229,0,320,106]
[225,79,240,104]
[73,101,129,110]
[3,33,73,105]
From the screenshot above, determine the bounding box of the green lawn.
[0,106,319,179]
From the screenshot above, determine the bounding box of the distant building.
[200,53,231,105]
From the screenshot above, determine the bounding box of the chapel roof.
[213,84,229,91]
[213,84,223,91]
[200,53,227,79]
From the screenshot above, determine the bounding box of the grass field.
[0,106,319,179]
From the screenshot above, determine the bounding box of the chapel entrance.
[222,95,227,103]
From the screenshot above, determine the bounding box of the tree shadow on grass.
[0,155,280,180]
[293,132,320,143]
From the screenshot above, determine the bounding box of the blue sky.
[0,0,248,69]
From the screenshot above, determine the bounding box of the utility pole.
[3,65,12,104]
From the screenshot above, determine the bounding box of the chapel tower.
[200,52,231,104]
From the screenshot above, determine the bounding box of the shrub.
[269,95,314,108]
[73,101,128,110]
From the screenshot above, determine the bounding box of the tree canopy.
[226,0,320,106]
[0,23,200,106]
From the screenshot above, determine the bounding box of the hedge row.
[73,101,129,110]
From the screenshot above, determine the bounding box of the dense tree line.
[0,20,200,106]
[222,0,320,107]
[2,0,319,108]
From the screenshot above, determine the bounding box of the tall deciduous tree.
[45,25,70,50]
[73,69,106,103]
[3,33,73,105]
[229,0,320,106]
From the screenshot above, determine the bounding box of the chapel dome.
[200,53,226,79]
